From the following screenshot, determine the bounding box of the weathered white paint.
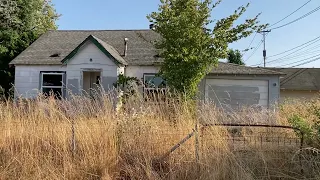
[83,71,101,95]
[205,79,269,108]
[124,65,160,94]
[66,41,120,94]
[118,66,125,76]
[125,65,160,80]
[14,65,66,98]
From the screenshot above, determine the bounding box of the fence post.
[299,131,304,175]
[195,121,200,173]
[71,118,76,156]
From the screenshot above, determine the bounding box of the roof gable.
[62,35,127,66]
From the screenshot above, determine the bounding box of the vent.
[50,53,60,57]
[124,38,129,57]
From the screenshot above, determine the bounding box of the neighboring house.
[10,30,283,109]
[269,68,320,101]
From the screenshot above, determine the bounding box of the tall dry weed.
[0,93,318,179]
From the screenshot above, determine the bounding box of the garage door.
[205,79,269,108]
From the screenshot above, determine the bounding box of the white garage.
[199,63,283,109]
[205,79,269,109]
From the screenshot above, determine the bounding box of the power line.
[276,43,320,59]
[243,32,258,58]
[291,57,320,67]
[252,36,320,66]
[266,39,320,64]
[268,35,320,58]
[269,50,320,65]
[269,0,312,28]
[276,54,320,67]
[281,69,308,86]
[245,32,271,63]
[271,5,320,30]
[278,55,320,67]
[266,43,320,66]
[269,47,320,64]
[245,38,263,62]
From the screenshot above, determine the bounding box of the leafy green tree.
[148,0,266,97]
[227,49,245,65]
[0,0,59,96]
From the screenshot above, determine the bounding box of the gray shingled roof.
[10,30,162,65]
[269,68,320,90]
[212,62,284,75]
[10,30,282,75]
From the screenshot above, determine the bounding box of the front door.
[83,71,101,97]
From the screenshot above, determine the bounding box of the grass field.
[0,94,319,179]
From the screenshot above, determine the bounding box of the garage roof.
[212,63,284,75]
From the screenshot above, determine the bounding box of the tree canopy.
[0,0,59,96]
[148,0,266,97]
[227,49,245,65]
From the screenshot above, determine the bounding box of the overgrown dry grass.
[0,93,319,179]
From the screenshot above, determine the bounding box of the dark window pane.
[43,74,63,86]
[144,75,166,88]
[42,88,62,99]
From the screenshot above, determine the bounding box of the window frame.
[143,73,167,90]
[143,73,167,101]
[40,72,66,98]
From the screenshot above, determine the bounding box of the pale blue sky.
[53,0,320,68]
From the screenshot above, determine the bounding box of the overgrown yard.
[0,94,320,179]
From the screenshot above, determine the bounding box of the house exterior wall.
[66,41,121,95]
[125,65,160,81]
[200,74,280,108]
[280,90,319,102]
[124,65,160,94]
[14,65,66,98]
[125,67,280,108]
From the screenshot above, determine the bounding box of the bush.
[284,99,320,148]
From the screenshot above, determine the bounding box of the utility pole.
[260,30,271,67]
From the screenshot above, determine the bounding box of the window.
[41,72,65,99]
[143,74,167,101]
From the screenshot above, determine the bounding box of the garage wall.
[200,74,280,108]
[280,90,319,102]
[14,65,66,98]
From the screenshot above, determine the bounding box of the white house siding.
[125,65,160,93]
[66,41,120,95]
[125,65,160,80]
[14,65,66,98]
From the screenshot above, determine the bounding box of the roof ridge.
[219,62,284,74]
[49,29,153,32]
